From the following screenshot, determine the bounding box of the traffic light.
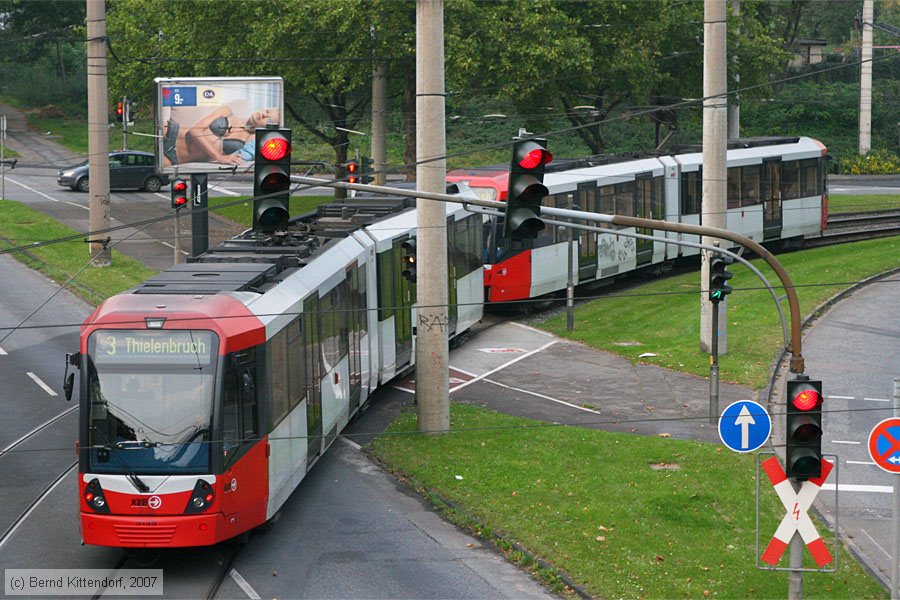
[709,255,734,303]
[253,126,292,233]
[170,179,189,210]
[345,161,359,184]
[360,156,374,184]
[506,136,552,240]
[115,101,124,123]
[785,376,823,479]
[401,238,417,283]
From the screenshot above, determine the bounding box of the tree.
[0,0,84,81]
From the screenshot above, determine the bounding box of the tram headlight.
[184,479,215,514]
[84,478,110,513]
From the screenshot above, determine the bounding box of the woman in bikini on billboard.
[162,106,279,166]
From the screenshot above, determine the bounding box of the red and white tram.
[68,191,483,548]
[447,136,828,303]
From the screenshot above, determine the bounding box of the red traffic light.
[116,102,123,116]
[517,147,552,170]
[172,180,187,193]
[260,136,290,161]
[791,388,821,411]
[347,162,358,173]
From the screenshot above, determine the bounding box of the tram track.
[805,208,900,248]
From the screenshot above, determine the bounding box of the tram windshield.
[86,329,218,475]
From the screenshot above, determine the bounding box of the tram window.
[599,185,615,227]
[800,159,819,196]
[222,370,240,461]
[680,170,701,215]
[653,176,665,219]
[287,318,303,411]
[783,160,801,200]
[241,373,258,439]
[268,328,290,426]
[727,167,741,209]
[336,281,349,360]
[741,165,761,207]
[615,181,635,217]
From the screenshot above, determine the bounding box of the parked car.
[57,151,169,193]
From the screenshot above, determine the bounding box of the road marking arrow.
[734,404,756,449]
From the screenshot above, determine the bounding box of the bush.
[837,148,900,174]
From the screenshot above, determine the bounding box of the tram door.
[762,158,783,241]
[577,182,598,281]
[303,295,322,463]
[635,173,654,266]
[346,264,364,411]
[445,217,458,335]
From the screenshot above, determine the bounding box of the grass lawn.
[538,236,900,389]
[371,403,885,598]
[0,201,156,305]
[828,194,900,214]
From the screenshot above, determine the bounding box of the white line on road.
[821,483,893,493]
[449,340,557,395]
[26,372,57,396]
[863,397,890,402]
[860,528,892,559]
[830,440,861,445]
[229,568,261,600]
[846,460,877,466]
[341,436,362,451]
[6,176,88,210]
[483,378,603,415]
[213,186,242,197]
[0,346,6,355]
[826,395,855,400]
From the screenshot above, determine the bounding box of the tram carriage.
[68,189,483,548]
[447,136,828,303]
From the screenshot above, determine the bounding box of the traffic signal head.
[115,101,124,123]
[506,136,552,240]
[253,127,292,233]
[785,377,823,479]
[345,161,359,184]
[360,156,374,184]
[170,179,189,210]
[709,255,734,303]
[401,238,417,283]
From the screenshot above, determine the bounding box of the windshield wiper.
[127,472,150,493]
[91,427,153,493]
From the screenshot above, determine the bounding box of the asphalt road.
[801,276,900,589]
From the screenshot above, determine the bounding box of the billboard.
[154,77,284,175]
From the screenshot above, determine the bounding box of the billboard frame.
[154,76,284,176]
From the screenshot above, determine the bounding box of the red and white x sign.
[760,456,833,568]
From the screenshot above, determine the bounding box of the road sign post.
[718,400,771,453]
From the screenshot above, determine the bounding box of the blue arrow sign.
[718,400,771,453]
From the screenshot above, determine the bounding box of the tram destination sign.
[90,330,216,365]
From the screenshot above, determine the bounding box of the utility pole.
[727,0,740,140]
[371,60,388,186]
[859,0,874,155]
[86,0,111,267]
[701,0,728,354]
[415,0,450,434]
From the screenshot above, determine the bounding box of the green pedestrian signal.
[709,255,734,303]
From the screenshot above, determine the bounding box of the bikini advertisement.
[154,77,284,175]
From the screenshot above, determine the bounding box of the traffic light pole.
[710,299,720,424]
